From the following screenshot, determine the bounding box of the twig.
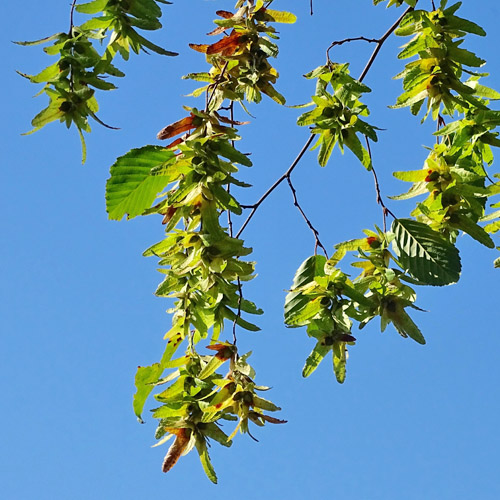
[68,0,78,91]
[236,5,414,239]
[205,61,229,112]
[310,0,314,16]
[69,0,77,36]
[358,6,414,82]
[235,135,314,238]
[286,176,328,257]
[365,137,396,232]
[227,102,243,346]
[327,37,378,64]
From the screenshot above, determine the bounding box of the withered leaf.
[189,43,209,54]
[162,428,191,473]
[162,206,178,225]
[206,33,241,56]
[260,414,287,424]
[216,10,234,19]
[157,115,194,140]
[207,26,227,37]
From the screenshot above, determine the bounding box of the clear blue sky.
[2,1,500,499]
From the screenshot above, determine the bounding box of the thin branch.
[310,0,314,16]
[69,0,77,35]
[358,5,414,82]
[227,102,243,346]
[236,6,413,238]
[365,137,396,232]
[286,176,329,257]
[327,36,378,64]
[235,134,314,238]
[205,61,229,112]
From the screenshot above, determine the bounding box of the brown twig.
[227,101,244,345]
[286,176,329,257]
[205,61,229,112]
[358,6,414,82]
[235,135,314,238]
[326,37,378,64]
[69,0,78,36]
[365,137,396,233]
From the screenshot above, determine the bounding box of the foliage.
[19,0,500,484]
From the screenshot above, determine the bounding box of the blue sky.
[2,1,500,499]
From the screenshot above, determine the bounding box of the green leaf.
[133,363,164,423]
[392,218,462,286]
[343,130,372,169]
[106,146,176,220]
[332,342,347,383]
[215,141,252,167]
[494,256,500,268]
[284,256,326,326]
[14,32,64,46]
[302,341,330,377]
[75,0,108,14]
[195,439,217,484]
[451,214,495,248]
[264,9,297,24]
[393,170,428,182]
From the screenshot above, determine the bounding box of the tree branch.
[235,135,314,238]
[236,5,414,239]
[286,176,329,257]
[365,137,396,233]
[69,0,77,36]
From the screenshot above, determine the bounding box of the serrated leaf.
[106,146,176,220]
[284,256,326,326]
[302,341,330,377]
[392,219,461,286]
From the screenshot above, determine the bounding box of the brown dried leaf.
[206,342,235,360]
[216,113,250,126]
[157,115,194,140]
[162,206,178,225]
[207,26,227,36]
[260,414,288,424]
[189,43,209,54]
[165,137,184,150]
[206,32,241,56]
[216,10,234,19]
[162,428,191,473]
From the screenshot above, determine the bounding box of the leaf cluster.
[184,1,296,108]
[284,218,463,382]
[392,1,499,121]
[17,0,176,161]
[135,347,284,483]
[297,63,379,168]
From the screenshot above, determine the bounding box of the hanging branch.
[364,137,396,233]
[286,175,329,257]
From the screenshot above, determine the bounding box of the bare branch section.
[364,137,396,233]
[286,176,329,257]
[236,5,415,241]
